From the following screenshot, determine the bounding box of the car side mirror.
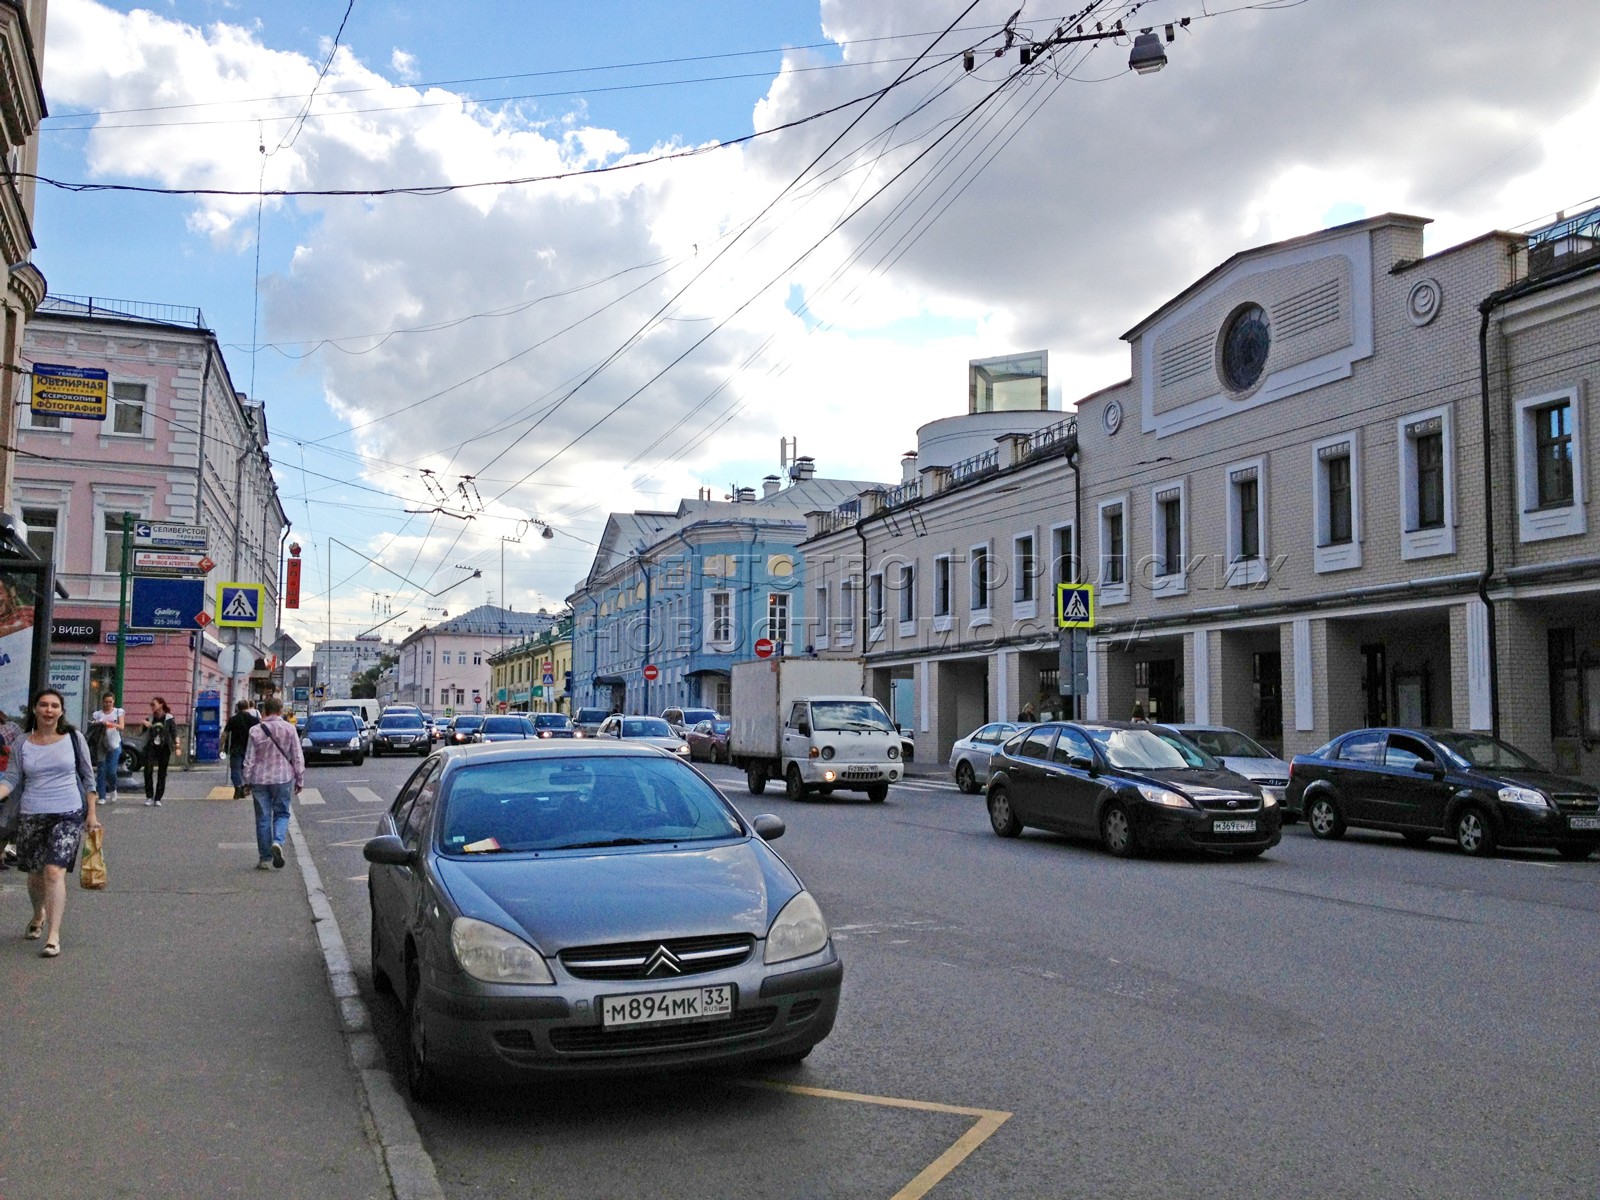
[751,814,786,841]
[363,835,416,866]
[1069,754,1095,773]
[1416,760,1445,779]
[796,722,810,737]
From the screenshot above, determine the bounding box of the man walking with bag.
[222,700,259,800]
[241,696,304,871]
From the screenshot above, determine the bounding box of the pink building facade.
[15,297,287,741]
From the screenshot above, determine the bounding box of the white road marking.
[350,786,388,805]
[297,787,325,805]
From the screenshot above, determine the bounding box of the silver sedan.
[949,721,1030,793]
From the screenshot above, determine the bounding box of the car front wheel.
[405,959,441,1103]
[987,785,1022,837]
[1306,795,1346,839]
[955,761,977,794]
[1452,806,1496,857]
[866,783,888,803]
[1100,801,1138,858]
[785,764,808,801]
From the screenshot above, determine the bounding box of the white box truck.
[730,658,903,802]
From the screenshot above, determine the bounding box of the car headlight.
[765,891,829,964]
[676,743,690,755]
[1261,789,1278,808]
[348,737,361,749]
[449,917,554,984]
[887,745,900,760]
[1497,785,1550,809]
[1135,783,1194,809]
[299,737,312,748]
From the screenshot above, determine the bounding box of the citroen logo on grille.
[643,945,683,977]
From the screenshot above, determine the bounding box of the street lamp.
[1128,31,1167,74]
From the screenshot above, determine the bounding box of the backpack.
[86,719,108,764]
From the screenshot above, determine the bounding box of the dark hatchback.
[1287,727,1600,859]
[373,712,431,757]
[365,743,842,1101]
[299,712,367,766]
[444,715,486,746]
[984,721,1281,858]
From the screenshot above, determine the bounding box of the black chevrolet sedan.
[298,711,367,766]
[984,721,1281,858]
[1287,727,1600,859]
[365,742,842,1101]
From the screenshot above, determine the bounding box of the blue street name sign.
[103,631,156,647]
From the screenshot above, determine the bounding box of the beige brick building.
[804,211,1600,778]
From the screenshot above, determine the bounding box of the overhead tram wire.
[267,0,357,155]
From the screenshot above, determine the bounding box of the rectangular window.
[102,511,124,574]
[767,592,790,647]
[1102,508,1124,585]
[1159,497,1182,576]
[1014,534,1035,602]
[473,652,482,666]
[898,563,915,624]
[111,383,148,436]
[424,688,431,707]
[868,572,885,630]
[711,592,732,643]
[1236,477,1260,559]
[22,507,57,566]
[26,404,61,430]
[1325,453,1353,545]
[455,688,465,706]
[970,546,990,611]
[934,556,952,617]
[838,581,855,644]
[1052,525,1075,589]
[425,650,433,666]
[1415,431,1444,529]
[1549,628,1579,738]
[1534,400,1574,508]
[814,585,829,647]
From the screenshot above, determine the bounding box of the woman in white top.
[0,688,98,957]
[90,692,125,804]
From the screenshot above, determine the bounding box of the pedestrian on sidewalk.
[142,696,178,807]
[0,687,99,957]
[222,700,259,800]
[88,692,125,804]
[242,696,303,871]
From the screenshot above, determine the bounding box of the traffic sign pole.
[114,511,132,702]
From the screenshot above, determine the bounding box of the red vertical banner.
[285,557,302,609]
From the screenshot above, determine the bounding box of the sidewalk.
[0,764,392,1200]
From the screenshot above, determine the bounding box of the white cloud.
[41,0,1600,631]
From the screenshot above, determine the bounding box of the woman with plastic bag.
[0,688,98,957]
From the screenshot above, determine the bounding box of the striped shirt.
[242,716,305,789]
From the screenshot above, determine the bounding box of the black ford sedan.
[1287,727,1600,859]
[365,742,842,1101]
[984,721,1280,858]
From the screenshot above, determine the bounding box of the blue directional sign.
[130,577,207,631]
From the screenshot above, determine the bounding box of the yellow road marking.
[742,1080,1011,1199]
[206,786,236,800]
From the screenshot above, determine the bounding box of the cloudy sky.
[34,0,1600,651]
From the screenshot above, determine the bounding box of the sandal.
[24,920,44,940]
[41,940,60,958]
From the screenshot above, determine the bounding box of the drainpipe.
[854,520,870,671]
[1069,446,1082,720]
[1476,297,1502,741]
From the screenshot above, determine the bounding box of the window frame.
[1097,497,1129,606]
[933,554,953,632]
[707,589,734,651]
[108,381,151,438]
[1149,477,1187,597]
[896,561,916,635]
[767,590,791,651]
[968,541,992,626]
[1224,456,1269,587]
[1397,405,1457,560]
[814,584,830,651]
[1514,387,1586,543]
[1312,431,1362,573]
[867,570,886,641]
[1012,531,1037,615]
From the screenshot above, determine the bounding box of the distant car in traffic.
[299,711,368,766]
[530,713,580,739]
[661,706,719,737]
[685,718,732,764]
[364,741,840,1100]
[373,712,431,757]
[984,721,1280,858]
[596,714,690,758]
[1287,727,1600,858]
[1157,724,1291,814]
[572,707,611,737]
[948,721,1030,793]
[473,715,536,743]
[444,715,486,746]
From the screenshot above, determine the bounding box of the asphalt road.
[293,750,1600,1200]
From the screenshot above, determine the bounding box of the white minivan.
[320,699,379,726]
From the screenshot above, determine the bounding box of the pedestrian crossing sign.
[217,582,265,629]
[1056,583,1095,629]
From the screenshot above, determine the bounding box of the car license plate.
[1213,818,1257,834]
[601,985,733,1028]
[318,748,342,756]
[1569,815,1600,831]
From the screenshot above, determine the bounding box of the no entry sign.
[754,638,775,659]
[642,664,659,681]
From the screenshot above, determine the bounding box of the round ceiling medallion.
[1407,278,1442,326]
[1220,303,1271,392]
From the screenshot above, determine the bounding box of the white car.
[1161,724,1291,810]
[948,721,1031,793]
[596,714,691,757]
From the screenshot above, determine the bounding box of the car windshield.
[379,715,424,730]
[439,755,743,853]
[481,717,526,734]
[1148,730,1218,769]
[1086,727,1197,770]
[1430,732,1542,772]
[307,714,356,733]
[622,717,673,737]
[533,714,571,729]
[1184,728,1271,759]
[680,709,717,724]
[452,717,484,731]
[810,700,895,733]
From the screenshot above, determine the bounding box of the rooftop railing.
[949,446,1000,485]
[39,294,208,329]
[1024,415,1079,459]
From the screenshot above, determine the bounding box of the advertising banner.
[31,364,109,420]
[0,559,49,716]
[130,577,208,631]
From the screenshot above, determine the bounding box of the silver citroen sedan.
[365,742,842,1101]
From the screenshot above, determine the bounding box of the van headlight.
[765,891,829,964]
[449,917,553,984]
[887,745,900,760]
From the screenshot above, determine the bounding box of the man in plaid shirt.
[242,696,305,871]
